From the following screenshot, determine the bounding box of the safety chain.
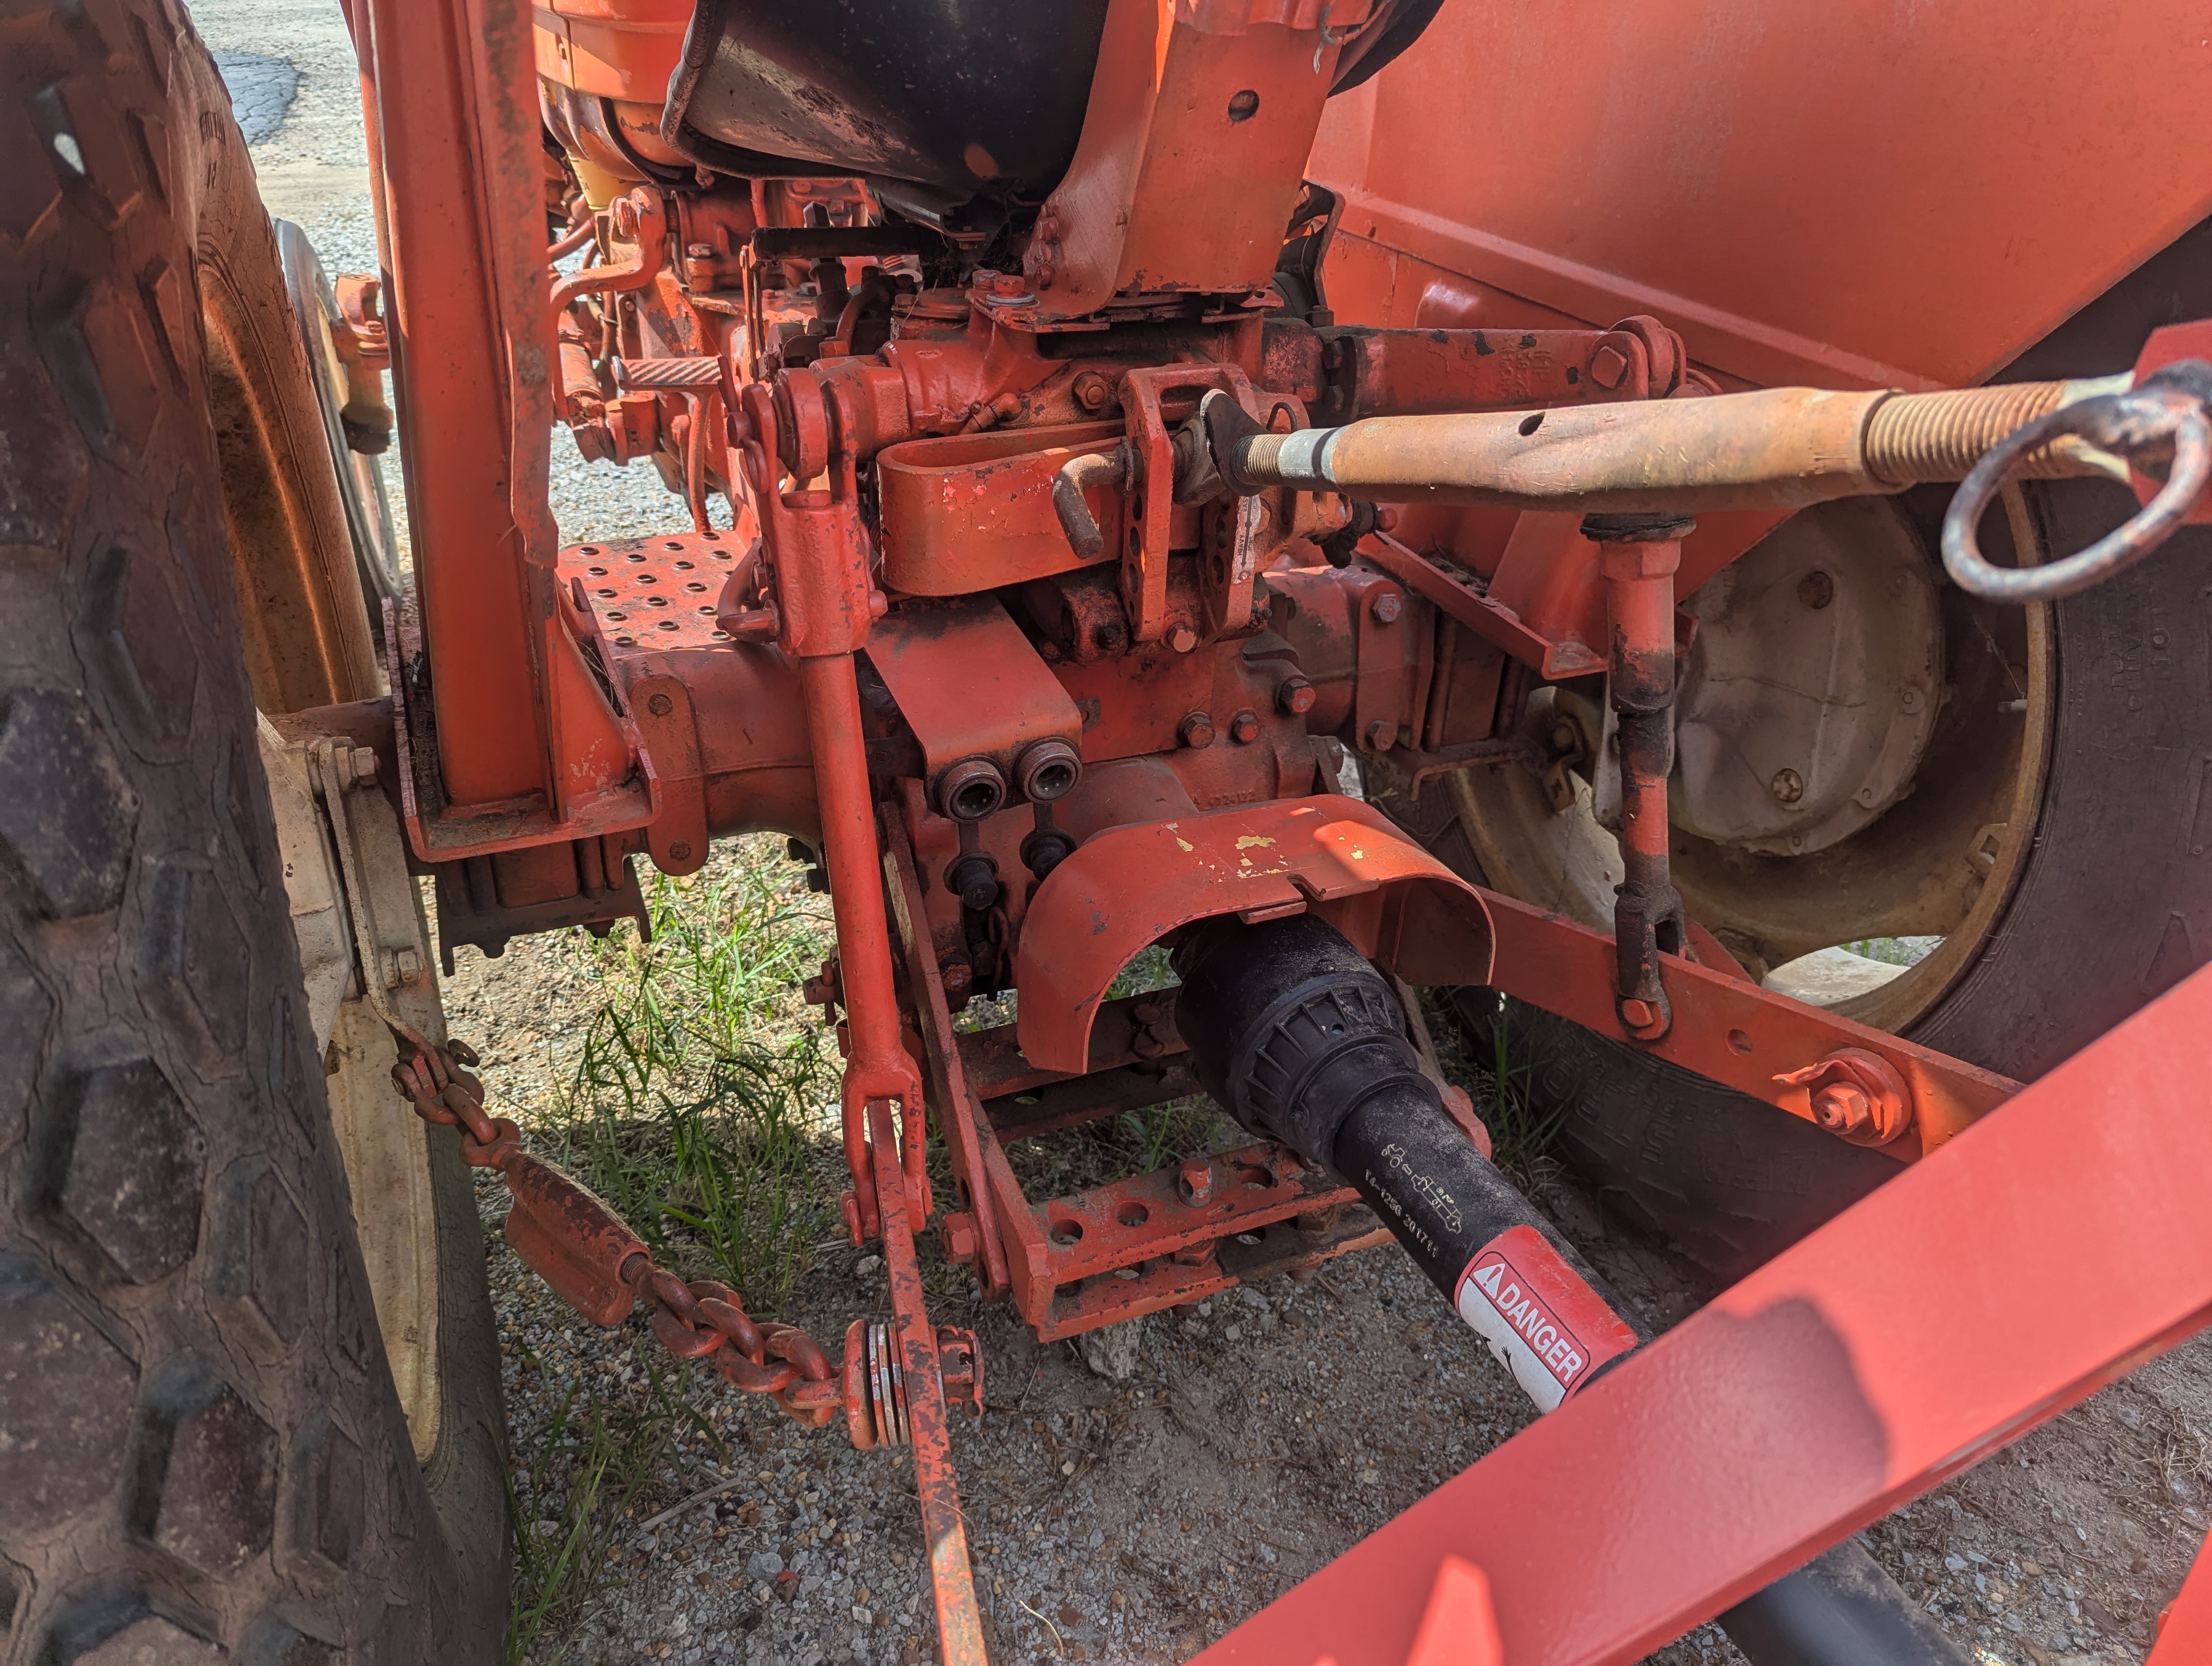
[389,1035,840,1426]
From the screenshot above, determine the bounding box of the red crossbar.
[1198,960,2212,1666]
[2149,1526,2212,1664]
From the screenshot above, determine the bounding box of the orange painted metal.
[883,819,1011,1298]
[877,421,1128,594]
[865,598,1084,783]
[2149,1527,2212,1665]
[802,655,924,1236]
[362,0,551,809]
[561,529,742,651]
[1360,531,1603,678]
[1307,1,2212,390]
[1481,890,2016,1155]
[1401,1560,1506,1666]
[1013,794,1494,1075]
[1027,0,1373,316]
[1197,958,2212,1666]
[1118,364,1262,644]
[866,1100,988,1665]
[532,0,689,101]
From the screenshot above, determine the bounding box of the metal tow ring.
[1941,361,2212,603]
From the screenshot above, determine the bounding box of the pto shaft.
[1172,912,1967,1666]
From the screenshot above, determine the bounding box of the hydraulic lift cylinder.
[1173,912,1967,1666]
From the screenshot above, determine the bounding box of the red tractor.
[3,0,2209,1661]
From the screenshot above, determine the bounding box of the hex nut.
[1587,343,1631,390]
[1177,1157,1216,1207]
[1369,590,1402,624]
[1811,1082,1875,1138]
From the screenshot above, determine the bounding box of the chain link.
[388,1033,838,1425]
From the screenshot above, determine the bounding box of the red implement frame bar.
[1198,958,2212,1666]
[1307,2,2212,392]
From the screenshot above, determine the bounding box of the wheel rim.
[1449,491,2055,1034]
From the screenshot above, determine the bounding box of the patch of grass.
[540,840,838,1309]
[1423,988,1567,1187]
[504,1355,717,1664]
[1843,935,1942,967]
[501,840,833,1655]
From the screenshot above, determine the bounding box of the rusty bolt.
[646,691,674,718]
[1587,343,1631,391]
[1229,709,1260,744]
[667,840,693,864]
[1179,710,1216,749]
[1277,675,1316,716]
[1167,622,1199,653]
[1364,719,1397,752]
[1178,1156,1216,1207]
[1369,589,1401,624]
[1072,370,1114,412]
[349,746,378,784]
[1774,1046,1913,1146]
[941,957,973,1001]
[1810,1082,1875,1139]
[939,1211,980,1265]
[1797,569,1836,610]
[1770,768,1805,805]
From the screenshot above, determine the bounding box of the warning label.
[1454,1225,1637,1413]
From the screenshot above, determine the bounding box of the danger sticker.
[1454,1225,1637,1413]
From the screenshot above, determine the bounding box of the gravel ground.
[187,5,2212,1661]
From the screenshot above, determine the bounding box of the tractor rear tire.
[1410,484,2212,1278]
[1,5,507,1659]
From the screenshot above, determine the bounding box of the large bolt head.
[1277,676,1316,716]
[1811,1082,1874,1137]
[1179,711,1216,749]
[1177,1157,1216,1207]
[1369,590,1401,624]
[1229,710,1261,744]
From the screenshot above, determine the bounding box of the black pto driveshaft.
[1171,911,1966,1666]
